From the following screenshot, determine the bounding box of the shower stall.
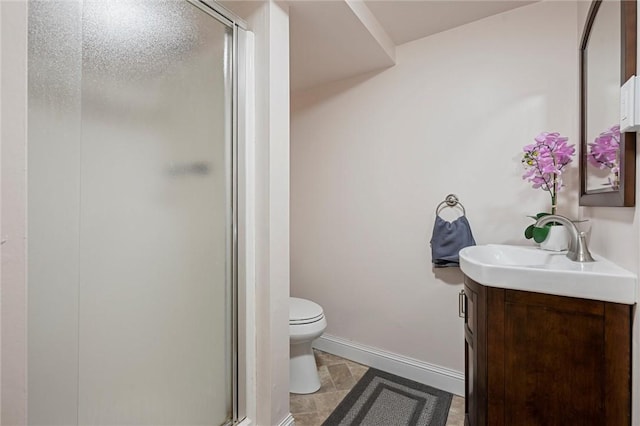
[27,1,247,424]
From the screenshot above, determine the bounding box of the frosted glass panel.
[28,1,82,424]
[28,1,234,424]
[78,1,232,424]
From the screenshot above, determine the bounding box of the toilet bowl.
[289,297,327,394]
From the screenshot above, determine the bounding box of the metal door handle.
[458,290,466,318]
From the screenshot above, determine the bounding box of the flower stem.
[551,172,557,215]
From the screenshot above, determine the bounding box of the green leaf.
[524,224,535,239]
[527,212,552,221]
[532,225,550,243]
[525,213,554,240]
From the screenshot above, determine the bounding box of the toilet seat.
[290,297,324,325]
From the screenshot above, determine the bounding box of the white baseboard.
[278,413,295,426]
[313,334,464,396]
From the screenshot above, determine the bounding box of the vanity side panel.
[604,302,631,425]
[475,282,487,426]
[463,277,487,426]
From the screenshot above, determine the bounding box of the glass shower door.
[77,2,233,424]
[28,1,236,424]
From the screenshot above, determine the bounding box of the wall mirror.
[580,0,636,206]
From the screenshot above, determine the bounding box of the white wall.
[577,2,640,424]
[291,1,578,378]
[256,2,291,424]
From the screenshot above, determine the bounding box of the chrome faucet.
[535,214,595,262]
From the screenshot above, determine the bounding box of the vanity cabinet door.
[503,290,631,425]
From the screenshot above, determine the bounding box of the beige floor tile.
[314,350,346,367]
[313,390,349,412]
[315,365,336,394]
[292,411,326,426]
[313,349,345,367]
[449,395,465,412]
[344,359,367,369]
[327,364,356,391]
[446,408,466,426]
[445,395,466,426]
[445,412,466,426]
[346,364,368,382]
[290,393,317,415]
[316,409,334,424]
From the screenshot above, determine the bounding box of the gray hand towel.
[430,215,476,267]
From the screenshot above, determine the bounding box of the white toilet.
[289,297,327,394]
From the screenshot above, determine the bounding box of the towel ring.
[436,194,466,216]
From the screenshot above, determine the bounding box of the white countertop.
[459,244,637,305]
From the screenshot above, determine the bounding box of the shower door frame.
[187,1,250,424]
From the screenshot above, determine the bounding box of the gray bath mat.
[322,368,453,426]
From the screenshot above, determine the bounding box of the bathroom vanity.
[458,244,636,426]
[462,277,631,425]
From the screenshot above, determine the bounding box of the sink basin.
[459,244,637,304]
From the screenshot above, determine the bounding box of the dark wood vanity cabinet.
[463,276,632,426]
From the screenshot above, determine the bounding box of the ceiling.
[289,0,536,91]
[363,1,536,45]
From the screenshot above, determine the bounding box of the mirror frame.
[580,0,636,207]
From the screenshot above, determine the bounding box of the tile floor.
[290,349,465,426]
